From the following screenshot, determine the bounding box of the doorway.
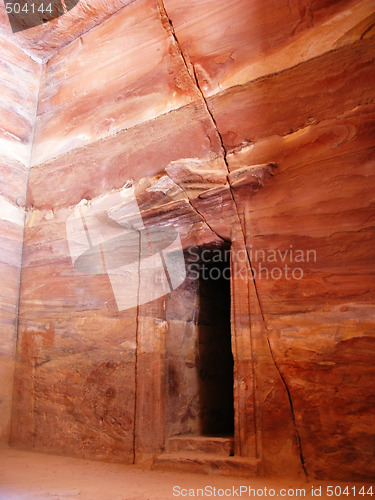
[165,244,234,440]
[196,246,234,436]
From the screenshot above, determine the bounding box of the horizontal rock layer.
[31,0,201,165]
[164,0,375,96]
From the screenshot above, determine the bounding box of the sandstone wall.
[0,34,39,442]
[10,0,226,463]
[9,0,375,480]
[163,0,375,480]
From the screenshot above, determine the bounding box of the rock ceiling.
[0,0,133,60]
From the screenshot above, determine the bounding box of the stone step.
[153,452,260,477]
[166,435,234,456]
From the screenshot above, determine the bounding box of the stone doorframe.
[132,167,305,477]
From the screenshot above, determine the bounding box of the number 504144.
[5,3,52,13]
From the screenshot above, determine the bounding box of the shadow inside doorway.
[196,246,234,436]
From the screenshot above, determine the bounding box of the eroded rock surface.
[0,37,39,443]
[1,0,374,481]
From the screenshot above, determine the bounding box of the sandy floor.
[0,446,372,499]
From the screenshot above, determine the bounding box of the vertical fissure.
[132,229,142,464]
[158,0,263,459]
[157,0,231,176]
[157,2,308,472]
[267,338,308,479]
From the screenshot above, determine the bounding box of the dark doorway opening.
[197,245,234,436]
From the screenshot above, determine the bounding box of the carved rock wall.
[164,0,375,480]
[6,0,375,481]
[10,0,226,463]
[0,34,39,442]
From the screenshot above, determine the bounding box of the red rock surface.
[0,35,39,444]
[0,32,37,450]
[0,0,134,61]
[163,0,375,97]
[0,0,374,482]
